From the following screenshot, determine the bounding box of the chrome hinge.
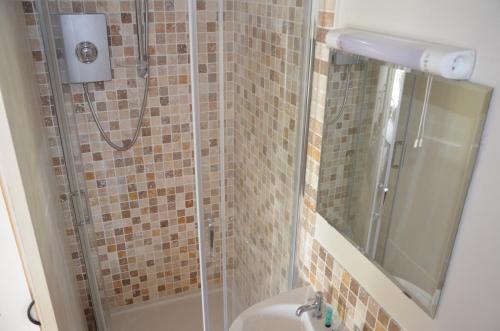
[69,190,91,227]
[216,12,224,26]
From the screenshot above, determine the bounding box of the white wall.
[0,186,38,330]
[335,0,500,330]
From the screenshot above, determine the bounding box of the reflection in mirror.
[316,50,492,316]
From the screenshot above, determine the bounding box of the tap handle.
[308,291,323,304]
[313,291,323,318]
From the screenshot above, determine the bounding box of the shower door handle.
[208,218,215,257]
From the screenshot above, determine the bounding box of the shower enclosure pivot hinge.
[69,190,91,226]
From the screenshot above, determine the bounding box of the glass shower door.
[341,59,410,257]
[226,0,314,326]
[34,1,110,330]
[188,0,229,330]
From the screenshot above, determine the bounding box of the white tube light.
[325,28,476,80]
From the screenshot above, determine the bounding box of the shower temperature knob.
[75,41,98,64]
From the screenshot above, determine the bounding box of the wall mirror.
[316,50,492,316]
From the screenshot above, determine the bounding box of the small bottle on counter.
[324,306,333,328]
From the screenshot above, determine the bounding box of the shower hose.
[332,64,353,124]
[83,73,149,152]
[83,0,149,152]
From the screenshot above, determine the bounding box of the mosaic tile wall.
[316,59,381,247]
[295,3,404,331]
[232,0,306,311]
[22,0,235,326]
[316,62,367,227]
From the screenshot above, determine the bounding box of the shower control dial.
[75,41,98,64]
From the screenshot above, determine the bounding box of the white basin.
[240,304,304,331]
[230,287,345,331]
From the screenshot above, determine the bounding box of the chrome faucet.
[296,291,323,319]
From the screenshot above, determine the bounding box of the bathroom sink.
[230,287,344,331]
[239,304,305,331]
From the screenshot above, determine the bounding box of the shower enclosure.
[32,0,313,330]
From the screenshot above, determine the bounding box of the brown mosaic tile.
[388,319,402,331]
[378,308,390,327]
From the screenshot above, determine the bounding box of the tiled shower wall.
[22,0,234,326]
[232,0,306,310]
[316,62,366,226]
[295,3,404,331]
[316,60,380,247]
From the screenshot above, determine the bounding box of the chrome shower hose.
[83,73,149,152]
[83,0,149,152]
